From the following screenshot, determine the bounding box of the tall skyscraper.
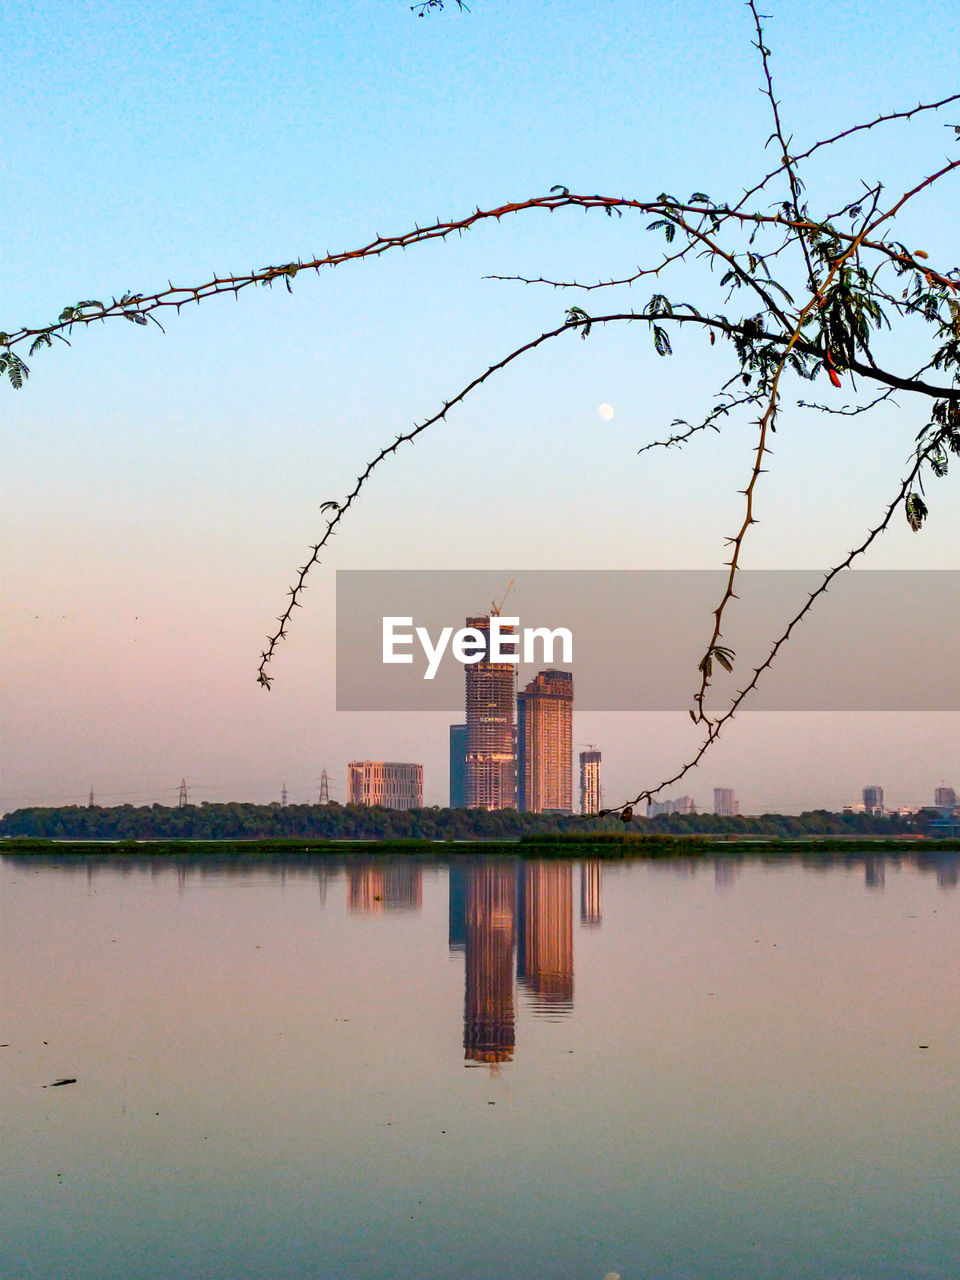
[465,615,517,810]
[934,785,957,808]
[579,749,602,816]
[863,785,884,816]
[714,787,739,817]
[347,761,423,810]
[449,724,468,808]
[517,669,574,813]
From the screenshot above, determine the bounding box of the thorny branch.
[601,437,947,821]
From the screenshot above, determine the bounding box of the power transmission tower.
[178,778,188,808]
[281,782,288,807]
[318,769,330,805]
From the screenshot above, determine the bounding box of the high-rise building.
[714,787,739,817]
[465,615,517,810]
[517,669,573,813]
[347,761,423,810]
[449,724,468,808]
[935,785,957,808]
[863,785,884,816]
[579,749,602,816]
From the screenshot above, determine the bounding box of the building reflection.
[463,862,516,1065]
[580,860,602,926]
[449,860,594,1066]
[346,862,422,913]
[713,858,737,889]
[518,862,574,1013]
[864,857,886,889]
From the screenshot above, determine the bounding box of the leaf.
[652,325,672,357]
[646,218,676,243]
[0,351,29,388]
[904,492,928,532]
[565,306,592,339]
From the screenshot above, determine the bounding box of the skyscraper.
[449,724,468,808]
[714,787,739,817]
[465,615,517,810]
[863,785,884,816]
[934,786,957,808]
[517,669,573,813]
[579,749,602,816]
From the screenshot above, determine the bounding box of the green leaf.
[905,492,928,532]
[653,325,672,357]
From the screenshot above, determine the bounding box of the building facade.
[465,616,517,810]
[714,787,739,817]
[648,794,698,818]
[517,669,574,813]
[863,785,884,816]
[347,760,423,810]
[934,785,957,808]
[449,723,468,808]
[579,749,602,816]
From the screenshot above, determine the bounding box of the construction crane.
[491,578,515,616]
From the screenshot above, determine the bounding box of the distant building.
[465,615,517,810]
[863,785,884,816]
[517,669,574,813]
[347,760,423,810]
[449,724,468,808]
[648,794,698,818]
[714,787,739,817]
[579,749,602,816]
[935,785,957,808]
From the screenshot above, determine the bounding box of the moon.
[597,403,615,421]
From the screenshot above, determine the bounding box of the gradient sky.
[2,0,958,812]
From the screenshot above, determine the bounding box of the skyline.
[3,0,958,813]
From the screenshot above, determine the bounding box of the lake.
[1,851,958,1280]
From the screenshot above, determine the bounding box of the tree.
[2,3,957,817]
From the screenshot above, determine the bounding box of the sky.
[2,0,958,814]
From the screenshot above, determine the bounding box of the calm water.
[1,851,958,1280]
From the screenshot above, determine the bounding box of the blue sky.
[2,0,958,811]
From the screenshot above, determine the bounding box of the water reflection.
[463,862,516,1064]
[346,862,422,913]
[519,862,574,1014]
[580,859,602,925]
[449,860,587,1064]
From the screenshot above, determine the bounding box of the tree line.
[0,802,939,842]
